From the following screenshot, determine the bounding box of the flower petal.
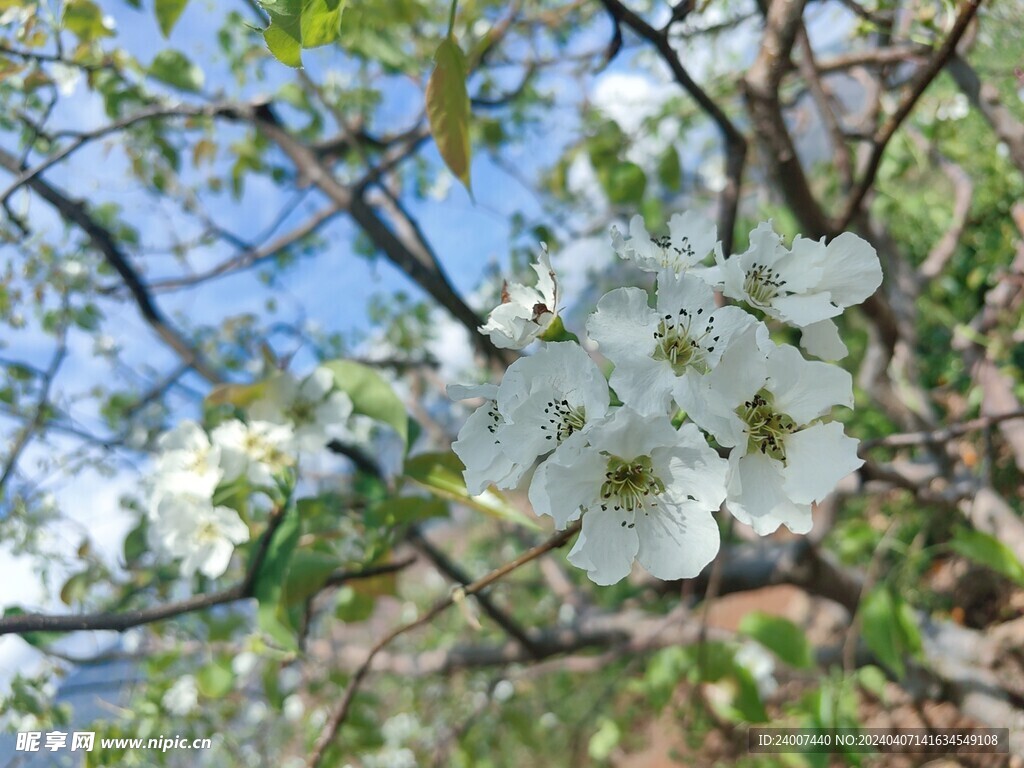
[771,291,841,327]
[800,319,849,360]
[528,433,604,528]
[635,503,719,580]
[586,287,657,365]
[568,505,639,585]
[818,232,883,307]
[726,452,813,535]
[767,344,853,423]
[781,421,863,504]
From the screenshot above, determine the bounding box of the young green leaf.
[426,37,472,193]
[403,452,540,530]
[738,613,814,669]
[321,359,409,450]
[149,50,205,93]
[155,0,189,37]
[950,526,1024,586]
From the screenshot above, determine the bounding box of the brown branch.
[744,0,831,238]
[0,511,404,637]
[0,146,225,384]
[407,526,545,658]
[596,0,747,255]
[837,0,984,230]
[145,204,344,292]
[862,409,1024,449]
[306,521,582,768]
[795,24,853,190]
[947,54,1024,176]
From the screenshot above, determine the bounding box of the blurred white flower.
[153,420,222,499]
[211,419,295,487]
[492,679,515,702]
[148,493,249,578]
[163,676,199,715]
[734,641,778,698]
[382,713,420,747]
[250,368,353,453]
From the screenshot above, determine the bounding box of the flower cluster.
[146,368,353,578]
[455,214,881,585]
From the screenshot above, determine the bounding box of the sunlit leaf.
[155,0,189,37]
[426,36,472,193]
[149,50,205,93]
[402,452,540,530]
[322,359,409,449]
[738,613,814,669]
[950,526,1024,586]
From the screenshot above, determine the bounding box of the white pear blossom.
[710,222,882,359]
[448,383,523,495]
[153,420,222,498]
[610,211,718,274]
[148,492,249,578]
[734,641,778,698]
[587,272,754,416]
[530,408,728,585]
[494,342,610,471]
[162,675,199,715]
[250,368,353,453]
[211,419,295,487]
[675,326,862,535]
[479,244,559,349]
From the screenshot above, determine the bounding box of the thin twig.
[306,520,581,768]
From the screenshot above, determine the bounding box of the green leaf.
[335,585,374,621]
[950,526,1024,586]
[283,550,340,606]
[321,359,409,449]
[602,161,647,205]
[657,144,682,190]
[738,613,814,669]
[859,587,921,678]
[196,660,234,698]
[263,2,303,68]
[588,718,620,761]
[155,0,189,37]
[402,452,540,530]
[148,50,204,92]
[366,496,448,528]
[426,36,472,193]
[300,0,345,48]
[252,507,301,650]
[62,0,113,41]
[205,380,267,409]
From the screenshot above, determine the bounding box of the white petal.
[586,287,657,365]
[302,368,335,400]
[774,236,827,293]
[726,452,812,535]
[771,291,841,327]
[655,271,716,318]
[767,344,853,424]
[528,435,604,528]
[158,420,209,453]
[448,382,499,402]
[452,405,520,495]
[609,357,676,417]
[635,503,719,580]
[781,422,863,504]
[800,319,849,360]
[583,407,681,459]
[498,342,610,421]
[531,244,559,307]
[667,210,717,267]
[818,232,883,307]
[568,506,639,585]
[656,423,729,509]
